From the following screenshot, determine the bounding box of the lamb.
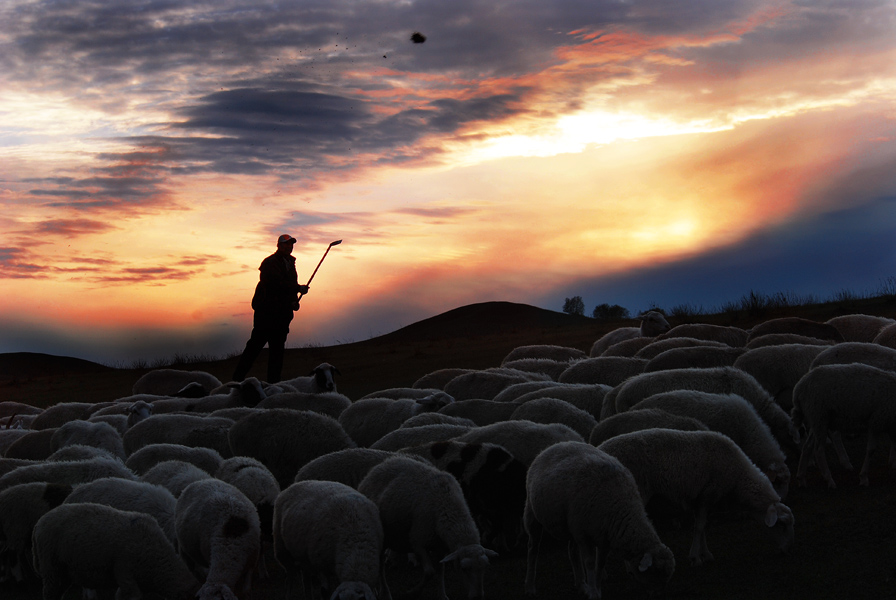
[588,408,710,446]
[280,361,341,393]
[634,337,728,360]
[791,363,896,488]
[455,420,584,467]
[733,343,828,412]
[294,448,398,488]
[437,400,521,426]
[510,397,597,441]
[50,419,126,460]
[0,481,72,582]
[274,480,388,600]
[443,368,551,401]
[601,367,799,451]
[141,459,213,498]
[501,358,573,381]
[215,456,280,537]
[32,503,201,600]
[810,341,896,372]
[825,314,895,343]
[125,443,224,476]
[630,390,790,498]
[132,368,223,396]
[512,384,611,422]
[655,323,749,347]
[643,346,746,373]
[255,390,352,418]
[501,344,588,365]
[370,424,473,452]
[598,429,795,566]
[63,476,178,545]
[122,414,236,458]
[175,478,262,598]
[0,456,136,492]
[747,317,844,344]
[523,441,675,599]
[557,356,647,387]
[589,310,671,357]
[229,408,357,489]
[413,368,475,390]
[358,455,497,600]
[339,393,455,448]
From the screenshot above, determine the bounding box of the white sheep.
[122,414,235,458]
[512,383,611,422]
[500,358,573,381]
[0,429,31,456]
[0,481,72,582]
[437,400,521,426]
[3,428,57,461]
[655,323,749,347]
[634,337,728,360]
[598,429,795,566]
[501,344,588,365]
[746,333,836,349]
[50,419,126,460]
[294,448,398,488]
[509,397,597,441]
[370,424,473,452]
[455,420,584,467]
[141,459,213,498]
[630,390,790,498]
[274,480,388,600]
[338,393,455,448]
[46,444,118,463]
[791,363,896,488]
[602,367,799,451]
[589,310,670,357]
[175,478,262,599]
[588,407,710,446]
[558,356,647,387]
[0,456,136,492]
[29,402,93,430]
[825,314,895,343]
[873,322,896,349]
[360,387,445,401]
[144,378,266,414]
[599,336,656,357]
[255,390,352,419]
[400,413,477,429]
[0,401,43,419]
[523,441,675,599]
[491,381,565,403]
[87,413,129,435]
[132,368,223,396]
[0,458,37,479]
[63,476,178,545]
[413,368,476,390]
[215,456,281,538]
[643,346,746,373]
[229,408,357,489]
[747,317,844,344]
[443,368,551,401]
[280,362,341,393]
[810,341,896,372]
[358,455,497,600]
[125,442,224,476]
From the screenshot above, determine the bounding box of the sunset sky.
[3,1,896,366]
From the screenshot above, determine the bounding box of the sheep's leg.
[796,429,816,487]
[567,540,586,592]
[688,502,713,566]
[378,559,393,600]
[860,431,885,486]
[577,542,600,600]
[523,507,543,596]
[829,431,854,471]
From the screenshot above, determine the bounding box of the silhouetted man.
[232,234,309,383]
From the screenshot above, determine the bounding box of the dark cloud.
[32,219,119,237]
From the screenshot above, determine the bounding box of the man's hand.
[298,284,310,295]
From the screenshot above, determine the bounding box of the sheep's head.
[764,502,795,554]
[628,543,675,595]
[441,544,498,600]
[312,362,341,392]
[639,311,670,337]
[127,400,153,427]
[329,582,376,600]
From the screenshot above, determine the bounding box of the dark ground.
[3,299,896,599]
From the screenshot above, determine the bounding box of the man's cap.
[277,234,297,245]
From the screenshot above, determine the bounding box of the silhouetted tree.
[592,303,630,320]
[562,296,585,316]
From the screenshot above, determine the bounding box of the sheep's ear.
[765,504,779,527]
[638,552,653,572]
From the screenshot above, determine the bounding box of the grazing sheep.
[360,387,445,401]
[274,480,387,600]
[370,424,473,452]
[294,448,398,489]
[280,362,341,393]
[29,402,93,430]
[598,429,795,566]
[46,444,117,463]
[631,390,790,498]
[0,482,72,582]
[339,394,455,448]
[0,429,31,456]
[358,455,497,600]
[255,390,352,418]
[588,408,710,446]
[600,337,656,358]
[146,378,266,415]
[126,443,224,476]
[0,456,135,492]
[491,381,565,403]
[0,401,43,419]
[215,456,280,537]
[122,414,235,458]
[229,408,356,489]
[643,346,746,373]
[747,317,844,344]
[413,368,476,390]
[64,477,178,545]
[175,478,262,598]
[444,368,551,401]
[501,344,588,365]
[50,419,126,460]
[873,322,896,349]
[791,363,896,488]
[132,368,223,396]
[141,459,213,498]
[602,367,799,451]
[32,503,201,600]
[589,311,671,357]
[523,441,675,599]
[634,337,728,360]
[810,341,896,372]
[3,428,57,461]
[437,400,520,426]
[207,407,264,421]
[513,384,612,422]
[656,323,749,347]
[558,356,647,387]
[87,414,129,435]
[746,333,836,349]
[501,358,572,381]
[826,314,895,343]
[0,458,37,479]
[401,413,477,429]
[733,344,828,412]
[456,420,584,467]
[510,397,597,441]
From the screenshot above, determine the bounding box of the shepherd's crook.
[297,239,342,306]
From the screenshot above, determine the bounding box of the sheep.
[207,407,264,421]
[412,368,475,390]
[501,358,572,381]
[509,397,597,441]
[141,459,213,498]
[255,390,352,418]
[46,444,118,463]
[29,402,93,430]
[370,424,473,452]
[32,502,200,600]
[229,408,356,489]
[49,419,126,460]
[747,316,844,344]
[132,368,223,396]
[358,455,497,600]
[215,456,280,538]
[125,443,224,476]
[557,356,647,387]
[0,401,43,419]
[455,420,584,467]
[643,345,746,373]
[0,456,136,492]
[791,363,896,488]
[3,428,57,460]
[122,414,236,458]
[491,381,565,403]
[513,384,612,422]
[588,408,710,446]
[175,478,262,598]
[437,400,520,426]
[634,337,728,360]
[0,481,72,582]
[599,336,656,357]
[873,322,896,349]
[810,341,896,372]
[733,343,828,412]
[501,344,588,365]
[444,368,551,401]
[523,441,675,599]
[360,387,445,401]
[656,323,749,347]
[826,314,895,343]
[338,393,455,448]
[746,333,836,349]
[598,429,795,566]
[274,480,388,600]
[602,367,799,451]
[2,413,37,430]
[294,448,398,488]
[63,476,178,545]
[87,413,129,435]
[0,429,31,456]
[0,458,37,479]
[401,413,477,429]
[144,378,267,414]
[280,362,341,393]
[630,390,790,498]
[589,310,671,357]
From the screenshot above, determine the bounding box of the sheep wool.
[456,420,584,467]
[338,394,454,448]
[733,343,827,413]
[294,448,397,489]
[501,344,588,365]
[125,443,224,477]
[50,419,126,460]
[509,397,597,441]
[132,368,223,396]
[0,481,72,582]
[588,407,710,447]
[0,456,136,493]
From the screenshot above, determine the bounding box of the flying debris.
[410,32,426,44]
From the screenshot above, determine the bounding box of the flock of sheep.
[2,310,896,599]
